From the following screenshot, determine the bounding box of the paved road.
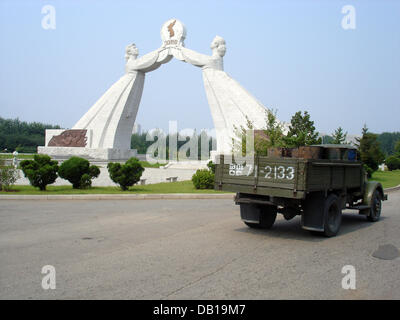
[1,192,399,299]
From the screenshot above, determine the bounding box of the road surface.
[1,191,399,299]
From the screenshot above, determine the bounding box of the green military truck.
[215,145,387,237]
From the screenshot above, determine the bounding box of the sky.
[0,0,399,135]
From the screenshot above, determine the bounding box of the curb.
[384,184,400,193]
[0,193,235,200]
[0,186,398,201]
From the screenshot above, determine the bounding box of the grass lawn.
[0,154,34,160]
[0,180,229,194]
[138,161,164,168]
[370,170,400,189]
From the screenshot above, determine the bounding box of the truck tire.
[366,190,382,222]
[241,204,277,229]
[322,194,342,237]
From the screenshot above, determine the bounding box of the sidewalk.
[0,193,235,200]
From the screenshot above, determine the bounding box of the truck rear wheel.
[322,194,342,237]
[240,204,277,229]
[366,190,382,222]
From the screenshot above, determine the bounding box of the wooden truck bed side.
[215,155,364,199]
[305,160,363,193]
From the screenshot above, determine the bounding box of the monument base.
[37,147,137,161]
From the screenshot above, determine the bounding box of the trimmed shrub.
[0,159,20,191]
[192,169,215,189]
[107,157,144,191]
[89,165,100,178]
[207,160,216,174]
[386,155,400,171]
[20,154,58,191]
[79,173,92,189]
[58,157,100,189]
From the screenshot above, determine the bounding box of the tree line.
[231,110,398,177]
[0,114,399,174]
[0,117,60,153]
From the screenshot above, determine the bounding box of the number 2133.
[264,166,295,180]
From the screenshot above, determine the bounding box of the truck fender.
[301,192,326,232]
[362,181,385,207]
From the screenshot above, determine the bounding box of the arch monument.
[39,19,278,160]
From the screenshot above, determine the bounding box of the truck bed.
[215,155,364,199]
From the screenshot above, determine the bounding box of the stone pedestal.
[38,146,137,160]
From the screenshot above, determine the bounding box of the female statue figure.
[72,44,170,153]
[177,36,271,154]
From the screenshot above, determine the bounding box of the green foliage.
[363,164,375,178]
[192,169,215,189]
[332,127,347,144]
[139,161,163,168]
[355,125,385,178]
[284,111,322,147]
[79,173,92,189]
[58,157,100,189]
[107,157,144,191]
[131,132,216,160]
[232,116,255,156]
[385,140,400,171]
[0,117,60,153]
[207,160,216,174]
[321,135,335,144]
[0,159,20,191]
[376,132,400,156]
[232,110,285,156]
[385,156,400,171]
[395,140,400,154]
[2,180,228,195]
[131,133,154,154]
[89,165,100,179]
[258,110,285,154]
[19,154,58,190]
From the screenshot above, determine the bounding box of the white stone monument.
[39,19,280,160]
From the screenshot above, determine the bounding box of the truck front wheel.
[366,190,382,222]
[240,204,277,229]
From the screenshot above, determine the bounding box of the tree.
[332,127,347,144]
[321,135,335,144]
[0,117,60,153]
[385,139,400,171]
[20,154,58,190]
[386,156,400,171]
[284,111,322,147]
[377,132,400,155]
[107,157,144,191]
[232,110,285,156]
[395,140,400,154]
[259,109,285,153]
[232,115,255,156]
[0,159,20,191]
[355,125,385,177]
[58,157,100,189]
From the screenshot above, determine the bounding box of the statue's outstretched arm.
[127,49,161,72]
[178,47,211,68]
